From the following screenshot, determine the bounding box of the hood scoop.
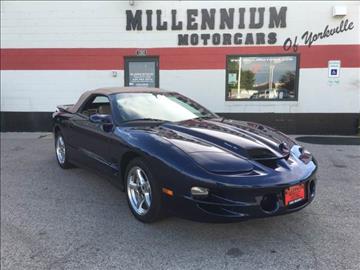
[247,148,279,160]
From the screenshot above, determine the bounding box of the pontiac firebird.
[53,87,317,223]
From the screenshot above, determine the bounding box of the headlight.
[191,186,209,198]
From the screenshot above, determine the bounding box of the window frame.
[225,53,300,102]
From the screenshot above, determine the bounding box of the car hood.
[132,118,295,174]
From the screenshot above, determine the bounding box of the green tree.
[279,71,295,91]
[228,60,238,71]
[240,70,255,90]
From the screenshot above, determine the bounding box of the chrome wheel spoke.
[138,197,145,209]
[128,177,138,190]
[129,182,138,189]
[144,192,151,208]
[56,136,66,164]
[136,169,145,185]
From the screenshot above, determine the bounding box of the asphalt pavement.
[1,133,360,270]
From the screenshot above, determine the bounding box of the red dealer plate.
[284,183,306,206]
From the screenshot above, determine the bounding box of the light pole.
[237,57,242,98]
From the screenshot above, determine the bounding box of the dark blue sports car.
[53,87,317,223]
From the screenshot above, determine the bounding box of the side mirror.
[89,114,112,124]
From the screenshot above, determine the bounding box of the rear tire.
[55,131,74,169]
[125,158,163,223]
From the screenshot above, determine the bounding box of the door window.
[125,57,159,87]
[80,95,111,116]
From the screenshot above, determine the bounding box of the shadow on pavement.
[295,136,360,145]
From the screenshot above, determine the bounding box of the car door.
[69,95,117,175]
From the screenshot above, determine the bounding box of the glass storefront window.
[226,54,299,101]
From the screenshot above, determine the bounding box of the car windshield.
[114,92,216,122]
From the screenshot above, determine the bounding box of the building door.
[124,57,159,88]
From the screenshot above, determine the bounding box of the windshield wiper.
[122,118,169,123]
[195,114,215,120]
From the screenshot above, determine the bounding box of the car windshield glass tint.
[115,93,214,122]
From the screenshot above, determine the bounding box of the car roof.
[88,87,169,95]
[71,87,171,113]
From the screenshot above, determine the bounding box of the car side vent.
[247,148,277,159]
[255,159,279,169]
[247,148,282,169]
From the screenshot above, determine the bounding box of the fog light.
[260,193,279,213]
[191,186,209,197]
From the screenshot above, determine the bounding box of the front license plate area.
[284,183,306,206]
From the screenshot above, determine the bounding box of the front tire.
[55,132,73,169]
[125,158,163,223]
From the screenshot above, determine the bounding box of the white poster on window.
[228,73,237,84]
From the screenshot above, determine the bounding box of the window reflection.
[115,93,215,122]
[226,55,298,100]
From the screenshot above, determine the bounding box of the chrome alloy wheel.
[127,166,152,215]
[56,135,66,164]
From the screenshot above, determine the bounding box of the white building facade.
[1,1,359,133]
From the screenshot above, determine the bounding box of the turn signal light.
[191,186,209,198]
[162,187,174,196]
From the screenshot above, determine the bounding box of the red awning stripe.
[1,45,359,70]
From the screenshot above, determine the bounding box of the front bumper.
[164,172,317,222]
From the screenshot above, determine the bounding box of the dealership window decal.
[226,54,299,101]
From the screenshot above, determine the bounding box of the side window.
[93,96,109,104]
[80,95,112,116]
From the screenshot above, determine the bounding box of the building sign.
[136,49,147,56]
[283,19,354,52]
[328,60,341,78]
[126,7,287,46]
